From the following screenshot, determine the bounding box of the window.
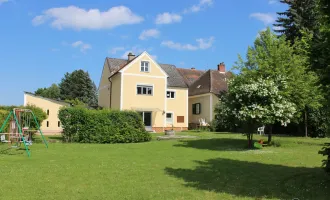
[137,85,153,95]
[47,109,49,115]
[192,103,201,115]
[166,91,175,99]
[58,121,61,127]
[46,121,49,127]
[166,113,173,124]
[140,61,150,72]
[177,116,184,123]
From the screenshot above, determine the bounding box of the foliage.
[35,84,61,99]
[215,76,296,148]
[64,98,87,107]
[0,109,10,132]
[319,143,330,173]
[307,106,330,137]
[212,92,241,132]
[311,0,330,102]
[274,0,320,43]
[58,107,151,143]
[0,105,47,132]
[59,70,98,107]
[235,28,323,121]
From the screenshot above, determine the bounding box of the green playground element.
[0,108,48,157]
[254,142,263,149]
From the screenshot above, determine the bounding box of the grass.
[0,132,329,200]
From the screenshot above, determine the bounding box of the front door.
[139,112,152,130]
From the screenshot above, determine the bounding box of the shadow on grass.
[165,158,330,200]
[0,145,26,155]
[174,138,249,151]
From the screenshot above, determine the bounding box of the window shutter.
[198,103,201,114]
[192,104,196,114]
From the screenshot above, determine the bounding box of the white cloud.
[269,0,278,4]
[250,13,276,25]
[155,12,182,24]
[161,36,215,51]
[150,55,158,60]
[161,41,198,51]
[179,61,185,66]
[196,36,215,49]
[184,0,213,14]
[273,26,283,31]
[71,41,91,52]
[139,29,160,40]
[109,47,125,54]
[0,0,9,5]
[32,6,144,30]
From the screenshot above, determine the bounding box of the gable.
[189,70,211,96]
[120,52,168,77]
[98,60,111,90]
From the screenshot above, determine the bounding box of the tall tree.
[35,84,61,99]
[222,76,296,147]
[235,28,323,137]
[274,0,320,43]
[59,70,98,106]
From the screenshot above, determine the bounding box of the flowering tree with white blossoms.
[226,76,296,148]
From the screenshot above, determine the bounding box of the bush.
[307,107,330,138]
[0,109,10,132]
[58,107,152,143]
[319,143,330,173]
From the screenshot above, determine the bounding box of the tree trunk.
[305,110,308,137]
[247,133,253,148]
[268,125,273,144]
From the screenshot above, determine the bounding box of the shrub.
[0,109,10,132]
[319,143,330,173]
[58,107,152,143]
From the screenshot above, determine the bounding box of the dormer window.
[141,61,150,72]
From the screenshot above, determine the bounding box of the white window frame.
[136,84,153,96]
[166,112,174,125]
[166,90,176,99]
[140,61,150,72]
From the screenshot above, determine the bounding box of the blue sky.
[0,0,286,105]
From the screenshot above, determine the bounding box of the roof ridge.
[176,67,205,72]
[192,69,211,87]
[24,91,70,105]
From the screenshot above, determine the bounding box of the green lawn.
[0,132,329,200]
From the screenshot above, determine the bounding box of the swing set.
[0,108,48,157]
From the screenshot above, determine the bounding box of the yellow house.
[98,51,189,132]
[24,92,70,135]
[177,62,231,128]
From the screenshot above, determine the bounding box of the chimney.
[217,62,225,73]
[191,67,196,70]
[127,52,135,61]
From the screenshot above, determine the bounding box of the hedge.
[58,107,152,143]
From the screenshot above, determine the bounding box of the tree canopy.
[235,28,323,120]
[274,0,320,43]
[35,84,61,99]
[59,70,98,107]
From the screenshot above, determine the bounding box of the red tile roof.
[176,68,206,86]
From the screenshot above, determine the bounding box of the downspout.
[108,77,112,109]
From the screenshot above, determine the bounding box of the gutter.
[108,77,112,109]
